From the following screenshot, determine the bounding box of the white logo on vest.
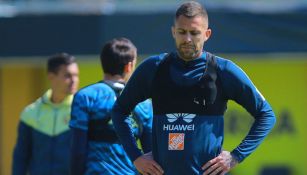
[166,113,196,123]
[163,113,196,131]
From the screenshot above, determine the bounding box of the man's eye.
[191,32,200,36]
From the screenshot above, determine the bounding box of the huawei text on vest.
[163,124,195,131]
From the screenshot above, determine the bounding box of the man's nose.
[71,75,79,84]
[183,33,192,42]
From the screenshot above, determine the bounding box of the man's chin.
[179,53,197,61]
[68,88,77,94]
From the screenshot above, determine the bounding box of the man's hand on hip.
[202,150,238,175]
[134,152,164,175]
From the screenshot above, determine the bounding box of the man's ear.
[124,61,133,74]
[47,72,54,81]
[204,28,212,41]
[171,26,176,39]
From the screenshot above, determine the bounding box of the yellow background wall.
[223,58,307,175]
[0,58,101,175]
[0,56,306,175]
[0,63,47,175]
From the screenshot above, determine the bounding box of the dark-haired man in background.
[13,53,79,175]
[70,38,153,175]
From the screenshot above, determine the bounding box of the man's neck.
[177,51,203,62]
[104,74,125,83]
[50,92,66,104]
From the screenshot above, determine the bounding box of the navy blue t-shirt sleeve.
[219,59,276,162]
[12,122,32,175]
[112,55,163,161]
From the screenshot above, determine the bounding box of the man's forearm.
[112,103,143,161]
[231,109,276,162]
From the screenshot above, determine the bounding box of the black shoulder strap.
[159,52,173,67]
[203,52,217,82]
[102,80,125,97]
[200,52,218,105]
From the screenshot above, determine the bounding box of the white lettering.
[163,124,195,131]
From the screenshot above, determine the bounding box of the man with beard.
[111,1,276,175]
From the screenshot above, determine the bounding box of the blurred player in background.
[111,1,276,175]
[13,53,79,175]
[69,37,153,175]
